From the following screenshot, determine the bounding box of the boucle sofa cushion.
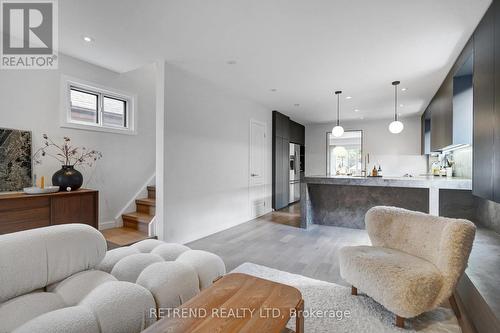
[151,243,190,261]
[176,250,226,290]
[46,270,117,306]
[110,253,164,282]
[0,292,66,333]
[96,246,140,273]
[137,261,200,308]
[0,224,106,303]
[79,281,156,333]
[13,306,100,333]
[339,245,443,318]
[131,239,165,253]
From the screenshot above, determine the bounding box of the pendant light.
[389,81,404,134]
[332,90,344,137]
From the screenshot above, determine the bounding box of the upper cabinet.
[423,40,473,153]
[472,3,495,201]
[289,120,305,146]
[430,73,454,151]
[273,111,290,139]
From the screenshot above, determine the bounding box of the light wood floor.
[187,203,477,333]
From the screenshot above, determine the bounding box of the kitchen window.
[61,77,136,135]
[326,130,363,176]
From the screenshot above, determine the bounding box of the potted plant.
[33,134,102,191]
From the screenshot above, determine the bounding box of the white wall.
[162,63,272,244]
[0,54,156,228]
[306,116,428,177]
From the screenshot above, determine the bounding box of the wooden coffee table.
[143,273,304,333]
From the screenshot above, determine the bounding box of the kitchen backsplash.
[368,154,428,177]
[451,146,473,178]
[428,145,472,178]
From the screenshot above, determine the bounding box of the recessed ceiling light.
[401,88,407,91]
[346,96,352,100]
[294,103,300,107]
[354,109,360,112]
[83,36,94,43]
[226,60,237,65]
[270,88,277,92]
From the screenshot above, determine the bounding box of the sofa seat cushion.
[47,270,117,306]
[13,306,100,333]
[339,245,443,318]
[136,262,199,308]
[0,292,66,333]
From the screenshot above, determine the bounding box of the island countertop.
[303,175,472,190]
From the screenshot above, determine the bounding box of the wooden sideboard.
[0,189,98,234]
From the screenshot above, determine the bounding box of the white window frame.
[60,75,138,135]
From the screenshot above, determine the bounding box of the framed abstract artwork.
[0,128,32,192]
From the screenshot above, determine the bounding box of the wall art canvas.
[0,128,32,192]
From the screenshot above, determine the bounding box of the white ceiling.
[59,0,491,124]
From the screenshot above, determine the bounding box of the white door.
[249,119,267,219]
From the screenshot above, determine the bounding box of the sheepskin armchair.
[339,206,476,328]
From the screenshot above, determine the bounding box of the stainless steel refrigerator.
[289,143,301,203]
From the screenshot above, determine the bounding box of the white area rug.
[231,263,460,333]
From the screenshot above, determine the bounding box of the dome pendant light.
[332,90,344,137]
[389,81,404,134]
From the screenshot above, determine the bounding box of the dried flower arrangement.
[33,134,103,167]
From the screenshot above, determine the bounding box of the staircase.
[102,185,156,248]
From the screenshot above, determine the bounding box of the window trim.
[60,75,137,135]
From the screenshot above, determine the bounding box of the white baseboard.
[99,220,117,230]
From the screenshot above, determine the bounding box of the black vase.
[52,165,83,191]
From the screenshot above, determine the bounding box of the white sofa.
[339,206,476,328]
[0,224,225,333]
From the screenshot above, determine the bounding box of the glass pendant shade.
[389,81,404,134]
[332,125,344,137]
[389,120,404,134]
[332,90,344,137]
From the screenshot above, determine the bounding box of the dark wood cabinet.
[421,110,431,155]
[272,111,304,210]
[272,135,290,209]
[273,111,290,139]
[473,4,495,201]
[430,74,454,151]
[289,120,305,145]
[0,189,98,234]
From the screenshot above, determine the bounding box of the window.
[327,130,363,176]
[62,77,136,134]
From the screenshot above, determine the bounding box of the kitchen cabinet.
[289,120,305,145]
[272,111,305,209]
[272,135,290,209]
[273,111,290,139]
[430,74,453,151]
[473,3,495,201]
[421,109,431,155]
[429,42,473,152]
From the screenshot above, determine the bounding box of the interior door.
[249,120,267,218]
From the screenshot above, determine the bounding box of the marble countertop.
[303,175,472,190]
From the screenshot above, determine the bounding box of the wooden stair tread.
[136,198,155,206]
[122,211,153,224]
[101,227,151,247]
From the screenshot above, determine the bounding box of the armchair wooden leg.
[449,293,461,319]
[351,286,358,296]
[395,315,405,329]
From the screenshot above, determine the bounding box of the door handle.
[251,173,259,177]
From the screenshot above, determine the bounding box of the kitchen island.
[300,175,473,229]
